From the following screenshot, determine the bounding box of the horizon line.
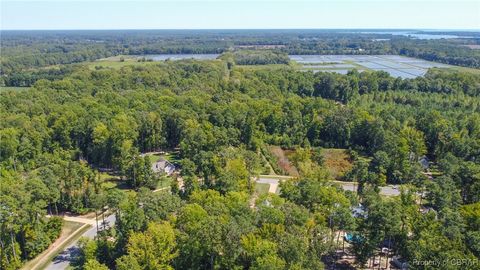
[2,28,480,31]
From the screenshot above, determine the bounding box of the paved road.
[45,214,116,270]
[256,176,400,196]
[332,181,400,196]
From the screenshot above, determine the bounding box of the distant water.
[142,54,220,61]
[355,31,471,40]
[290,55,452,79]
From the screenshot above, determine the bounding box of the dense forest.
[1,51,480,269]
[1,30,480,87]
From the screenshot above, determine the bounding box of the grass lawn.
[143,151,181,164]
[147,153,163,163]
[99,172,126,190]
[255,183,271,195]
[156,177,172,189]
[163,152,181,163]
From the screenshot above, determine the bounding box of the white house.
[152,158,176,175]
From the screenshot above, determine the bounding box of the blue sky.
[1,0,479,30]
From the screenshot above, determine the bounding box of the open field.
[87,57,158,69]
[145,54,219,61]
[88,54,220,70]
[87,54,480,78]
[290,54,479,78]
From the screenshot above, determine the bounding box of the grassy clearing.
[99,172,124,190]
[156,177,172,189]
[321,148,353,180]
[144,151,181,164]
[255,183,271,195]
[86,55,158,70]
[163,152,181,163]
[147,153,163,163]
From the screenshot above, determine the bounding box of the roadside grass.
[23,221,87,270]
[36,224,91,270]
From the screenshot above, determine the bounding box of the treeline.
[222,50,291,65]
[2,30,480,87]
[393,39,480,68]
[1,60,479,268]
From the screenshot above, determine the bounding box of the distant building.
[352,204,366,218]
[419,156,429,170]
[152,158,175,175]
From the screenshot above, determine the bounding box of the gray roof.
[152,158,175,173]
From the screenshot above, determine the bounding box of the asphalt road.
[45,214,116,270]
[333,181,400,196]
[256,176,401,196]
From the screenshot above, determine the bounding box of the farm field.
[290,54,455,78]
[90,53,478,79]
[145,54,220,61]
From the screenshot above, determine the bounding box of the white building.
[152,158,176,175]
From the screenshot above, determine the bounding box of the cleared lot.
[291,55,454,78]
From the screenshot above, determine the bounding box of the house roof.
[152,158,175,173]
